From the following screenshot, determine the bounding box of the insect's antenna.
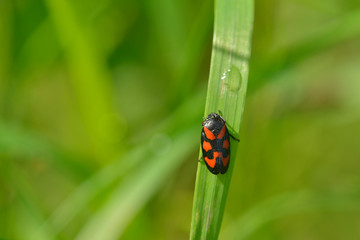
[218,110,223,115]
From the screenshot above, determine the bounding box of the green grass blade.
[190,0,254,239]
[0,0,11,108]
[44,146,148,237]
[10,167,55,240]
[42,89,205,237]
[37,89,204,239]
[0,122,92,178]
[249,9,360,94]
[74,126,199,240]
[221,189,360,239]
[44,0,123,161]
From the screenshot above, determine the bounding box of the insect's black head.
[202,112,226,127]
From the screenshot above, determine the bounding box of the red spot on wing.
[222,155,230,167]
[202,141,212,152]
[204,152,230,168]
[217,125,226,139]
[204,127,216,140]
[205,152,223,169]
[223,139,229,149]
[204,157,216,168]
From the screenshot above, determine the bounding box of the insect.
[200,112,239,175]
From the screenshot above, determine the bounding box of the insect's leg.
[198,154,203,162]
[230,133,240,142]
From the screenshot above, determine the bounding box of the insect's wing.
[220,127,230,174]
[201,128,220,174]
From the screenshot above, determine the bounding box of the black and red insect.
[200,112,239,175]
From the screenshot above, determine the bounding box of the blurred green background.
[1,0,360,239]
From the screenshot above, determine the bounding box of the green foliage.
[1,0,360,239]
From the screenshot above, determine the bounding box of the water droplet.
[228,65,242,93]
[221,66,242,95]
